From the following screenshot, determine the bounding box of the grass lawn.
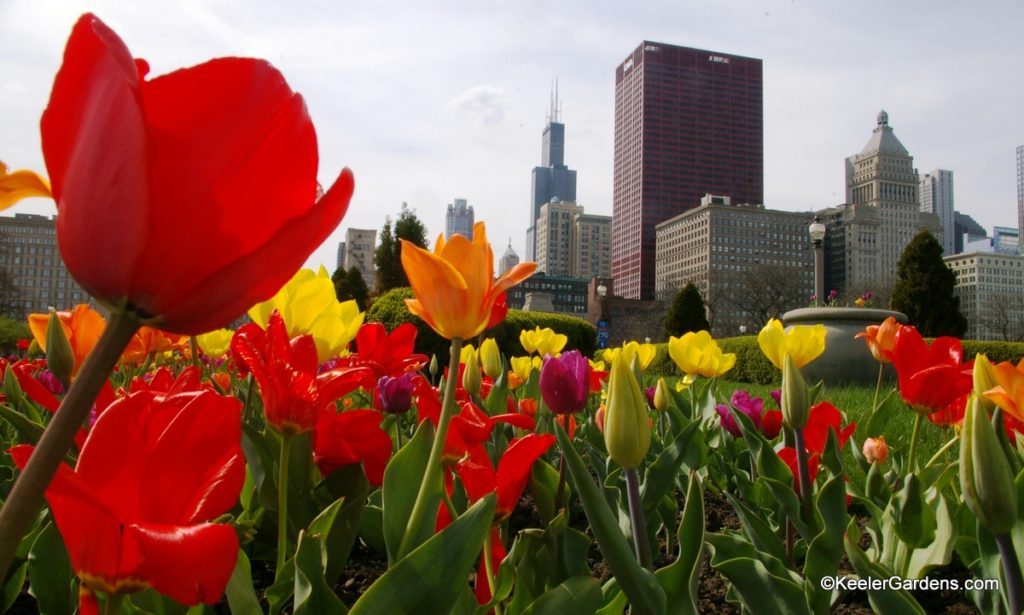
[691,377,958,486]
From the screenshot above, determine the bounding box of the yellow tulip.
[653,378,670,412]
[604,353,651,469]
[603,341,656,370]
[249,266,363,362]
[462,347,482,396]
[511,355,542,382]
[519,326,568,357]
[480,338,502,379]
[401,222,536,340]
[196,328,234,359]
[757,318,826,370]
[667,330,736,378]
[675,375,696,392]
[459,343,478,365]
[588,359,606,372]
[0,161,51,211]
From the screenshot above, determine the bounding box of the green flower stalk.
[605,354,653,568]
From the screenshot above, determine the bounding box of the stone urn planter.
[781,307,908,386]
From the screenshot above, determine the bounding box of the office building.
[534,199,612,279]
[820,111,940,296]
[340,228,376,292]
[919,169,955,254]
[1017,145,1023,254]
[499,239,520,276]
[0,213,90,316]
[505,272,589,315]
[966,226,1022,255]
[945,251,1024,341]
[954,212,987,254]
[654,195,813,336]
[445,198,474,240]
[527,83,577,261]
[613,41,763,299]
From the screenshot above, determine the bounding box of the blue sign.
[596,320,610,349]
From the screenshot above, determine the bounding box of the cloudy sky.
[2,0,1022,273]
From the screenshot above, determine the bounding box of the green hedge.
[644,336,779,385]
[961,340,1024,364]
[366,288,596,364]
[0,317,30,356]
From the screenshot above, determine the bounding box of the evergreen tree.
[890,230,967,337]
[664,282,710,338]
[332,265,370,311]
[374,203,430,293]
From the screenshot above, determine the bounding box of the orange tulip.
[122,327,187,364]
[0,161,51,211]
[28,304,104,377]
[401,222,535,340]
[984,359,1024,423]
[855,316,902,364]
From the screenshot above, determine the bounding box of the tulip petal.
[42,14,151,304]
[0,162,52,210]
[131,522,239,605]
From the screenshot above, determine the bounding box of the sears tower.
[526,81,577,261]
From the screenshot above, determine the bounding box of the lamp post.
[809,215,826,307]
[596,282,610,349]
[739,324,747,336]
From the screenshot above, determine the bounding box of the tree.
[664,282,709,338]
[890,230,967,337]
[976,293,1024,342]
[332,265,370,311]
[720,263,808,332]
[374,202,429,293]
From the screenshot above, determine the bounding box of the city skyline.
[2,1,1022,276]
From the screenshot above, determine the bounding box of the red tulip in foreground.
[0,12,354,582]
[10,388,246,611]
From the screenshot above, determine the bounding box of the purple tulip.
[36,370,64,396]
[716,390,766,437]
[644,386,657,409]
[770,389,781,408]
[376,372,416,415]
[539,350,591,415]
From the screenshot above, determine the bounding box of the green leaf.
[293,530,347,615]
[891,474,935,549]
[844,533,926,614]
[706,533,810,615]
[241,422,278,510]
[28,521,74,615]
[0,403,45,446]
[724,492,787,564]
[554,423,666,615]
[655,472,704,615]
[313,463,370,584]
[528,458,562,527]
[225,550,263,615]
[358,505,386,554]
[382,420,439,565]
[349,494,496,615]
[521,575,602,615]
[639,420,702,518]
[803,474,847,612]
[863,389,899,438]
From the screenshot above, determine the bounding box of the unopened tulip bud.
[653,378,669,413]
[480,338,502,379]
[862,436,889,464]
[44,308,74,384]
[630,352,643,385]
[27,339,42,358]
[781,353,809,430]
[961,395,1018,534]
[973,354,997,412]
[604,355,651,469]
[462,348,481,396]
[429,354,438,378]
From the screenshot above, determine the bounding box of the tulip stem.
[104,592,125,615]
[923,435,960,470]
[555,414,569,510]
[0,309,140,583]
[624,467,653,570]
[398,337,463,561]
[907,414,923,473]
[996,531,1024,615]
[276,433,293,577]
[871,363,885,414]
[793,427,813,510]
[482,531,504,615]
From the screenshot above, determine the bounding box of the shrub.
[961,340,1024,364]
[0,317,30,356]
[366,287,597,365]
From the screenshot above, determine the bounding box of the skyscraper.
[527,81,577,261]
[445,198,474,240]
[1017,145,1023,254]
[919,169,955,254]
[613,42,763,300]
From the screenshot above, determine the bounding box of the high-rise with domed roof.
[818,111,940,296]
[499,239,520,275]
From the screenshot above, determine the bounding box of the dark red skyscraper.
[613,42,763,299]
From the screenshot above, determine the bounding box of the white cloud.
[446,85,509,127]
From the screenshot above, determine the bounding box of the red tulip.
[41,14,353,334]
[778,401,855,496]
[9,387,245,608]
[340,323,428,379]
[231,311,372,435]
[883,326,973,416]
[313,409,392,486]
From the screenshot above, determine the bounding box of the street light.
[809,215,826,307]
[739,325,747,336]
[596,281,610,349]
